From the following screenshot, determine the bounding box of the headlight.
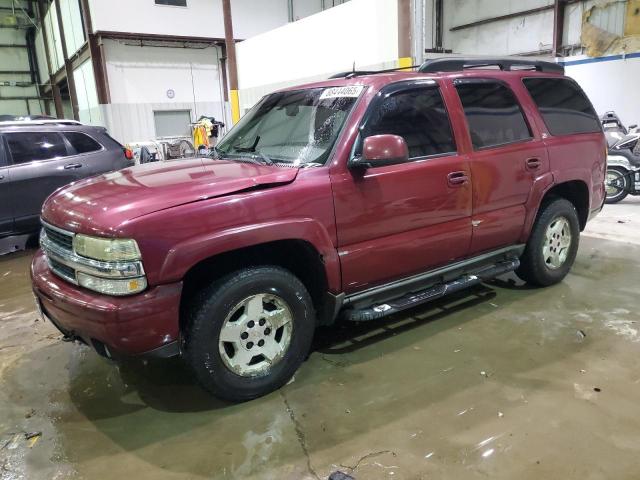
[73,235,141,262]
[77,272,147,296]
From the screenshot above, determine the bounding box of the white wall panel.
[88,0,292,40]
[565,54,640,128]
[236,0,398,92]
[98,40,227,143]
[442,0,555,55]
[60,0,85,54]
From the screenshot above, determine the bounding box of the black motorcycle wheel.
[605,167,629,204]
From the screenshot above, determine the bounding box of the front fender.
[159,218,341,292]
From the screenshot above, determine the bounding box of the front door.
[453,78,549,255]
[330,81,473,293]
[4,131,81,232]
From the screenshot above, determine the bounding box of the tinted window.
[6,132,67,164]
[456,81,531,149]
[364,87,456,159]
[155,0,186,5]
[523,78,600,136]
[63,132,102,154]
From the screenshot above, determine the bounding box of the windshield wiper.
[233,136,260,152]
[257,150,274,165]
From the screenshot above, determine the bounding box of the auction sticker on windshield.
[320,85,365,100]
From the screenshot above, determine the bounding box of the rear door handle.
[447,171,469,186]
[525,157,541,170]
[64,163,82,170]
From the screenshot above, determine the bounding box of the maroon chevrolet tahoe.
[32,58,606,401]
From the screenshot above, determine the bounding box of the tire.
[516,198,580,287]
[605,167,629,204]
[183,266,315,402]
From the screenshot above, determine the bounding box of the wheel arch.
[521,178,590,242]
[179,238,334,333]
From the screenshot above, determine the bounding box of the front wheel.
[183,266,315,402]
[605,167,629,204]
[516,198,580,287]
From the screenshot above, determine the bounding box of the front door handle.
[525,157,541,170]
[447,171,469,186]
[0,175,4,180]
[64,163,82,170]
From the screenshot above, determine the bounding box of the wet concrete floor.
[1,210,640,479]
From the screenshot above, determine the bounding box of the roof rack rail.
[418,57,564,74]
[329,64,420,79]
[0,119,82,127]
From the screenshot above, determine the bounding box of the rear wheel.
[605,167,629,204]
[516,198,580,286]
[183,266,315,402]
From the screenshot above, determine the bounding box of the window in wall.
[363,87,456,159]
[522,78,601,136]
[6,132,67,164]
[455,81,532,149]
[154,110,192,138]
[63,132,102,154]
[155,0,187,6]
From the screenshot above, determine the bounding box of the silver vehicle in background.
[601,112,640,204]
[0,119,133,253]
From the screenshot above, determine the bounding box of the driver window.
[363,87,456,159]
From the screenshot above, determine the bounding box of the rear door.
[4,131,81,232]
[521,77,606,212]
[0,135,13,236]
[453,78,549,255]
[61,130,123,176]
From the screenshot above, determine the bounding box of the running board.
[343,259,519,322]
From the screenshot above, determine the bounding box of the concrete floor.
[1,198,640,480]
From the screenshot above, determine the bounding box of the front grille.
[44,226,73,251]
[49,257,76,282]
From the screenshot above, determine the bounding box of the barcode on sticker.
[320,86,364,100]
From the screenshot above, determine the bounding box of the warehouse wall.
[0,0,45,116]
[565,53,640,126]
[88,0,326,40]
[98,39,226,144]
[236,0,399,112]
[438,0,632,56]
[441,0,554,55]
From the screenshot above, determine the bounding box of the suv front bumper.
[31,250,182,358]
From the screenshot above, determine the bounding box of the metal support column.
[398,0,412,69]
[222,0,240,124]
[54,0,80,120]
[553,0,565,57]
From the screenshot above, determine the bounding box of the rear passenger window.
[523,78,600,136]
[455,81,531,149]
[364,87,456,159]
[63,132,102,154]
[5,132,67,164]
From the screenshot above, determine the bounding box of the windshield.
[216,86,363,166]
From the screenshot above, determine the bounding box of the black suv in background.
[0,120,133,240]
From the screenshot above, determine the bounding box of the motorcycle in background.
[602,111,640,204]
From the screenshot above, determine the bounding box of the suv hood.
[42,158,299,234]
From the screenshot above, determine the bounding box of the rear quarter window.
[522,77,601,136]
[63,132,102,154]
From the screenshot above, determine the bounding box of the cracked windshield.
[216,86,364,166]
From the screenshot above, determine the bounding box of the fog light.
[77,272,147,296]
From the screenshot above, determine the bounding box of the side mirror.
[629,124,638,130]
[350,134,409,169]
